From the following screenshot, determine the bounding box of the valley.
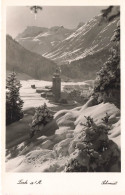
[6,6,120,173]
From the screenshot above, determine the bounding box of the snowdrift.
[6,98,120,172]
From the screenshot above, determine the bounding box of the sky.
[6,6,107,38]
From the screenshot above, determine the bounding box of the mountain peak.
[16,26,48,39]
[16,25,74,55]
[77,22,85,29]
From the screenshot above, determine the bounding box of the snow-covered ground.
[20,80,54,109]
[6,98,120,172]
[20,80,88,109]
[6,80,120,172]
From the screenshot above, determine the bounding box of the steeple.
[52,67,61,102]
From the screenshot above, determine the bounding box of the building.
[52,68,61,102]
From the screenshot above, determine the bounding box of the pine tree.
[65,115,120,172]
[29,103,53,138]
[94,8,120,108]
[6,71,24,125]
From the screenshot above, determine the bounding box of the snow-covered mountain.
[16,26,74,55]
[43,15,119,65]
[15,7,120,81]
[43,12,119,80]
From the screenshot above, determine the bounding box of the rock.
[31,85,36,89]
[41,92,46,97]
[36,89,43,93]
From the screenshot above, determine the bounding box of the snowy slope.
[16,26,73,55]
[44,15,119,65]
[6,98,120,172]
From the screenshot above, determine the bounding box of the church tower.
[52,68,61,102]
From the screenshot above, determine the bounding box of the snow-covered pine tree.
[94,7,120,108]
[6,71,24,125]
[29,103,53,138]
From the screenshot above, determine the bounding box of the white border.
[1,1,125,195]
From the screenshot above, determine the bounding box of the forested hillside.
[6,35,57,80]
